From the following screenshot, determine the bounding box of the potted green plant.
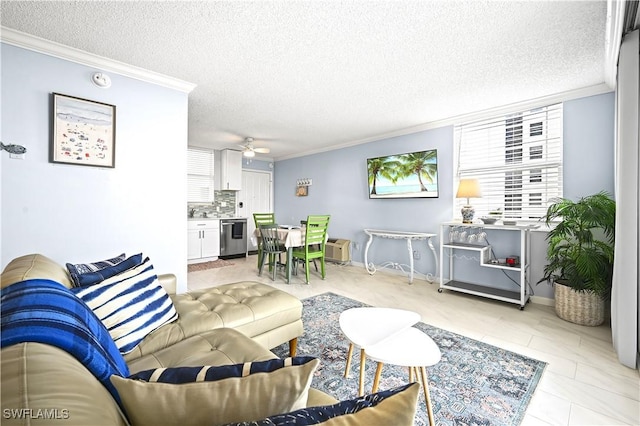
[538,191,616,326]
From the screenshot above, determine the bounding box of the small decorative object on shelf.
[480,217,498,224]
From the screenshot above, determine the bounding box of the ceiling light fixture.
[243,149,255,158]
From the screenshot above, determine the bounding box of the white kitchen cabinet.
[220,149,243,190]
[188,220,220,262]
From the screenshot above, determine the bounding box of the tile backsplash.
[188,191,237,218]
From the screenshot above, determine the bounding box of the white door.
[238,170,273,251]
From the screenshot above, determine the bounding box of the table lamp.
[456,178,482,223]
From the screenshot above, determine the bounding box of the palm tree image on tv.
[367,149,438,198]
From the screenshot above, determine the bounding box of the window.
[454,103,563,220]
[530,121,543,136]
[530,145,543,160]
[187,148,215,202]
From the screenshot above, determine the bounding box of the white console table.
[363,229,438,284]
[439,222,532,309]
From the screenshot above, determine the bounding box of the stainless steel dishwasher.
[219,218,247,259]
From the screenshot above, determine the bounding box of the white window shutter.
[187,148,215,202]
[454,103,563,220]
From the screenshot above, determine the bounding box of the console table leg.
[364,233,375,274]
[407,239,414,284]
[427,236,438,283]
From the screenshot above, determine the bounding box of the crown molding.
[0,26,196,93]
[277,83,613,161]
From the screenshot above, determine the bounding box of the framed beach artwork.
[367,149,439,199]
[50,93,116,168]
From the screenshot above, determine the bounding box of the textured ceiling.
[1,1,608,160]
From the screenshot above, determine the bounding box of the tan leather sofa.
[1,254,337,425]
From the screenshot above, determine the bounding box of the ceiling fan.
[238,137,270,157]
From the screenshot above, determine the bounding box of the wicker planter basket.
[554,282,605,326]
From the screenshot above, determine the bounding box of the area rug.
[187,259,234,272]
[271,292,546,426]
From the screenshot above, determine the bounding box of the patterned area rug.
[271,292,546,426]
[187,259,234,272]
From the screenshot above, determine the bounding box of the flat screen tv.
[367,149,438,199]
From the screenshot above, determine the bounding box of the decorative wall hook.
[296,178,312,186]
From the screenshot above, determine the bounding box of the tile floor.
[188,256,640,426]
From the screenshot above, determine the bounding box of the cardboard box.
[325,239,351,263]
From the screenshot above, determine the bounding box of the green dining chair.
[253,213,276,268]
[257,224,287,281]
[292,215,330,283]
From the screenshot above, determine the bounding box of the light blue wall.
[275,125,453,278]
[274,92,615,299]
[1,44,190,291]
[243,158,274,172]
[564,93,616,200]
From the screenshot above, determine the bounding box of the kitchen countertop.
[188,217,248,220]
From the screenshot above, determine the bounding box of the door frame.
[239,169,274,252]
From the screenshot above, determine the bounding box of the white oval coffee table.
[366,326,442,426]
[339,307,421,396]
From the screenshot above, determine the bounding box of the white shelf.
[439,223,531,309]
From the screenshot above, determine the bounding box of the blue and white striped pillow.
[128,356,317,383]
[72,257,178,354]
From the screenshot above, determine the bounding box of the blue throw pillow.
[66,253,128,287]
[72,257,178,354]
[68,253,144,287]
[223,382,419,426]
[129,356,317,382]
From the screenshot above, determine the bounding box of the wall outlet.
[413,250,420,260]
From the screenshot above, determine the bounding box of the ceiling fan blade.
[254,147,270,153]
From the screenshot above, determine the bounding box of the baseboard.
[350,261,555,306]
[530,295,554,306]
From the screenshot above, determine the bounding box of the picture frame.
[367,149,439,199]
[50,93,116,168]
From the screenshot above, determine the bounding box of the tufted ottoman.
[124,281,304,362]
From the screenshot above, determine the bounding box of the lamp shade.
[456,179,482,200]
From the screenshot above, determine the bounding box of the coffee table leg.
[344,343,354,378]
[420,366,435,426]
[359,348,366,396]
[372,362,383,393]
[408,366,414,382]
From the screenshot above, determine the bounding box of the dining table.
[252,226,307,284]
